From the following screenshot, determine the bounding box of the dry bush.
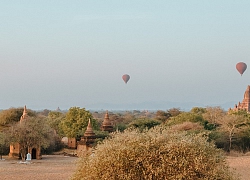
[72,126,239,180]
[171,121,203,131]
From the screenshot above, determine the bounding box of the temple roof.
[101,111,113,132]
[84,119,96,137]
[103,111,112,126]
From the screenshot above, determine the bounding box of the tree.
[190,107,206,114]
[37,109,51,117]
[167,108,182,117]
[202,106,225,128]
[123,111,135,124]
[46,111,65,137]
[170,121,204,132]
[9,116,54,161]
[166,112,204,126]
[108,113,127,131]
[217,114,247,152]
[128,118,161,131]
[72,127,238,180]
[60,107,98,139]
[155,110,171,122]
[0,107,36,126]
[0,132,8,160]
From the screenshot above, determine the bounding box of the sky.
[1,1,250,111]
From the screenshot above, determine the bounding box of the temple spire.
[101,111,113,133]
[83,119,96,145]
[86,119,93,131]
[23,105,27,116]
[20,105,28,122]
[233,85,250,112]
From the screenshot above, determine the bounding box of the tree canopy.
[60,107,98,139]
[46,111,65,137]
[0,107,36,126]
[9,116,54,161]
[128,118,161,131]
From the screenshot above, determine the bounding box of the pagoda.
[9,105,41,159]
[77,119,96,156]
[232,85,250,112]
[101,111,113,133]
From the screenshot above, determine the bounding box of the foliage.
[230,128,250,153]
[9,116,54,161]
[46,111,66,137]
[37,109,51,117]
[155,110,171,122]
[93,130,110,144]
[190,107,206,114]
[72,126,238,180]
[113,123,127,132]
[217,114,248,152]
[0,107,36,126]
[128,118,161,131]
[41,135,65,154]
[0,132,9,159]
[166,112,204,126]
[170,121,204,132]
[208,130,228,150]
[122,111,136,124]
[167,107,182,117]
[60,107,98,139]
[202,106,225,128]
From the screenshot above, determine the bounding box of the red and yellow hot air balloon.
[236,62,247,76]
[122,74,130,84]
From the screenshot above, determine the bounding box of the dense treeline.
[1,106,250,155]
[0,106,247,179]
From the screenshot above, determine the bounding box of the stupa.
[101,111,113,133]
[77,119,96,156]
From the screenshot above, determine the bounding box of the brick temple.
[232,85,250,112]
[9,106,41,159]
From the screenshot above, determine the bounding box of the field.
[0,154,249,180]
[0,155,78,180]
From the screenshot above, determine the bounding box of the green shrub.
[166,112,204,127]
[72,126,238,180]
[128,118,161,131]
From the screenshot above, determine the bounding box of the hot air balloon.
[236,62,247,76]
[122,74,130,84]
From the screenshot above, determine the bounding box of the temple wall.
[9,143,20,158]
[68,138,77,149]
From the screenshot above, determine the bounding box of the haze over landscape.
[1,1,250,110]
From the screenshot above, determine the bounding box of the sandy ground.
[0,154,249,180]
[227,156,250,180]
[0,155,78,180]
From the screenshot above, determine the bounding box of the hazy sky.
[1,1,250,110]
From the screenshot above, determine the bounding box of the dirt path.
[0,155,78,180]
[227,156,250,180]
[0,154,249,180]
